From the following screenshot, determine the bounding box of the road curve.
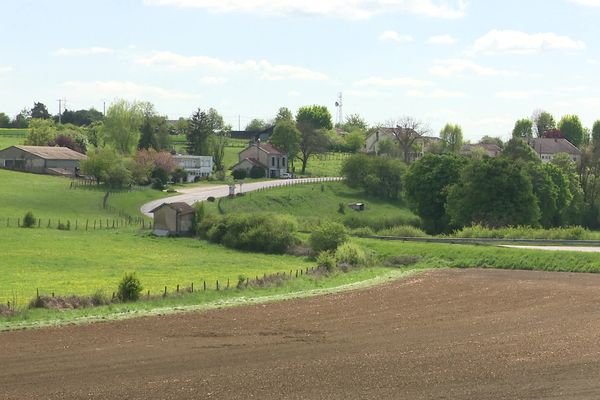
[140,177,342,217]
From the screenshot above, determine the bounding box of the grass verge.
[0,266,416,331]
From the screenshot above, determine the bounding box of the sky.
[0,0,599,141]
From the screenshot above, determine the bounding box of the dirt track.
[2,268,600,399]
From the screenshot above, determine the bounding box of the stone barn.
[150,202,195,236]
[0,145,87,176]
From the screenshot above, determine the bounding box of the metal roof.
[10,145,87,160]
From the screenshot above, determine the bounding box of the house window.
[282,157,286,167]
[271,157,275,167]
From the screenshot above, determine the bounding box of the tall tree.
[479,135,504,149]
[592,120,600,148]
[25,119,56,145]
[404,153,467,233]
[512,118,533,138]
[295,105,333,174]
[186,108,226,156]
[342,114,368,132]
[11,109,30,128]
[532,110,556,137]
[386,116,430,164]
[0,112,10,128]
[245,118,267,132]
[439,123,463,153]
[501,138,540,163]
[274,107,294,124]
[558,114,584,147]
[270,120,301,171]
[30,102,50,119]
[446,158,540,228]
[138,116,159,151]
[102,100,144,154]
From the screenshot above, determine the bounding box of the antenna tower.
[335,92,343,126]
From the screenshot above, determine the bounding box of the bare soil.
[2,268,600,399]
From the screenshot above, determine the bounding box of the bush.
[316,251,336,272]
[117,273,143,302]
[197,213,299,254]
[171,168,188,183]
[151,178,165,190]
[232,169,247,180]
[310,221,348,253]
[22,211,35,228]
[57,221,70,231]
[338,202,345,214]
[207,196,216,202]
[335,242,368,266]
[350,227,375,236]
[249,165,266,179]
[343,213,421,231]
[452,225,592,240]
[377,225,428,237]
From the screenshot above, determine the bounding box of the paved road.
[140,177,342,217]
[501,245,600,252]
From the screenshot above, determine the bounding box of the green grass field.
[0,169,169,222]
[0,227,314,305]
[216,181,418,230]
[0,128,27,149]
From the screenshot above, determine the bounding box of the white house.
[528,138,582,165]
[172,154,213,182]
[231,141,288,178]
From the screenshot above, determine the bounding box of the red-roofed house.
[232,141,288,178]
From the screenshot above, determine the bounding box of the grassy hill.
[0,169,168,223]
[216,181,420,231]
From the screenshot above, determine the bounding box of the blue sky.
[0,0,599,140]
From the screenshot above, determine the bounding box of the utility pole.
[57,98,67,124]
[238,115,241,131]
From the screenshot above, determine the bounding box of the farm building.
[231,141,288,178]
[150,202,195,236]
[0,145,87,176]
[528,138,582,165]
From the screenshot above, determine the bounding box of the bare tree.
[385,116,431,164]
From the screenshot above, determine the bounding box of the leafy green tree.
[25,118,56,145]
[592,120,600,147]
[532,110,556,137]
[342,114,368,132]
[558,114,584,147]
[0,112,10,128]
[344,129,365,153]
[527,163,558,228]
[404,153,467,233]
[30,102,50,119]
[439,123,463,153]
[82,147,128,186]
[138,115,159,151]
[85,121,104,148]
[385,116,430,164]
[102,100,144,154]
[58,108,103,126]
[211,132,228,171]
[270,120,301,170]
[11,109,30,128]
[187,108,226,156]
[551,153,584,225]
[543,163,573,226]
[501,138,540,163]
[446,158,540,228]
[296,105,333,131]
[342,154,406,200]
[512,118,533,138]
[245,118,267,132]
[171,117,190,136]
[274,107,294,124]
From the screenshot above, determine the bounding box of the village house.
[232,141,288,178]
[172,154,213,182]
[365,127,441,162]
[0,145,87,176]
[461,143,502,158]
[150,202,195,236]
[528,138,582,165]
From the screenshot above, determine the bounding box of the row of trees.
[0,102,104,129]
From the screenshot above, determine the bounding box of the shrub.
[207,196,216,202]
[338,202,345,214]
[117,273,143,302]
[377,225,428,237]
[171,168,188,183]
[232,169,247,180]
[22,211,35,228]
[57,221,70,231]
[249,165,266,179]
[335,242,368,266]
[316,251,336,272]
[383,255,421,267]
[343,213,420,231]
[350,227,375,236]
[151,178,165,190]
[197,213,299,254]
[310,221,348,253]
[452,225,592,240]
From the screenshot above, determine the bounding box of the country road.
[140,177,342,217]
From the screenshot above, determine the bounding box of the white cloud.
[472,30,586,55]
[379,30,413,44]
[569,0,600,6]
[54,47,114,56]
[427,34,457,45]
[354,76,432,87]
[199,76,228,85]
[137,51,328,81]
[345,89,384,98]
[495,90,544,100]
[0,66,12,74]
[63,80,198,100]
[430,59,512,77]
[407,89,467,98]
[143,0,467,19]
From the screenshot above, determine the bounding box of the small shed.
[349,203,365,211]
[150,202,195,236]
